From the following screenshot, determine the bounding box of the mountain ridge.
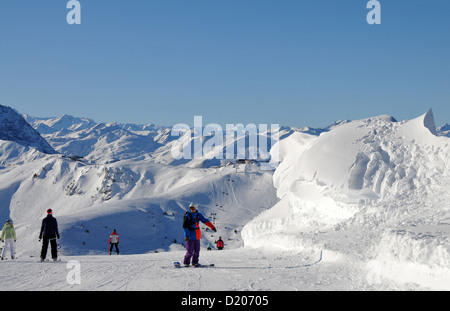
[0,106,56,155]
[19,108,450,168]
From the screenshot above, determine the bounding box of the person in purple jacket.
[182,203,216,267]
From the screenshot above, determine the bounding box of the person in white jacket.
[1,220,16,260]
[108,229,119,255]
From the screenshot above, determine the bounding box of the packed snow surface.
[1,108,450,290]
[243,109,450,290]
[0,248,385,291]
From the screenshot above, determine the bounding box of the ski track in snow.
[0,248,410,291]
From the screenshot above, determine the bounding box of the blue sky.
[1,0,449,128]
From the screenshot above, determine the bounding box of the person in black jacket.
[39,209,60,261]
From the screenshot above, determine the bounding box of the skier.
[108,229,119,255]
[216,237,224,250]
[39,209,60,262]
[1,220,16,260]
[183,203,216,267]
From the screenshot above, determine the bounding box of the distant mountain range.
[0,104,448,166]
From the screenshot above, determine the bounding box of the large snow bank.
[367,228,450,290]
[242,109,450,289]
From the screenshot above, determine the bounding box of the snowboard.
[173,261,215,268]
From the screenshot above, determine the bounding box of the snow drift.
[242,109,450,289]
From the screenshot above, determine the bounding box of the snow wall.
[242,109,450,289]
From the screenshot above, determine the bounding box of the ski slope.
[0,159,277,258]
[2,107,450,291]
[0,248,408,291]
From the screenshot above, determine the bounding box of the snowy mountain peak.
[0,105,56,155]
[437,123,450,137]
[24,114,97,134]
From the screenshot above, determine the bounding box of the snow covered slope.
[0,106,56,161]
[24,115,168,164]
[3,106,450,290]
[0,106,280,259]
[0,248,378,291]
[0,153,278,258]
[243,109,450,290]
[24,114,285,167]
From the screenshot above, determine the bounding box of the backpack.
[109,233,119,244]
[183,212,199,229]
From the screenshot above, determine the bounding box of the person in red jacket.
[216,237,224,250]
[108,229,119,255]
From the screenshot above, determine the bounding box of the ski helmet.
[47,208,53,214]
[189,203,198,211]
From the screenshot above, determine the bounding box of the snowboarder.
[216,237,224,250]
[1,220,16,260]
[183,203,216,267]
[39,209,60,262]
[108,229,119,255]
